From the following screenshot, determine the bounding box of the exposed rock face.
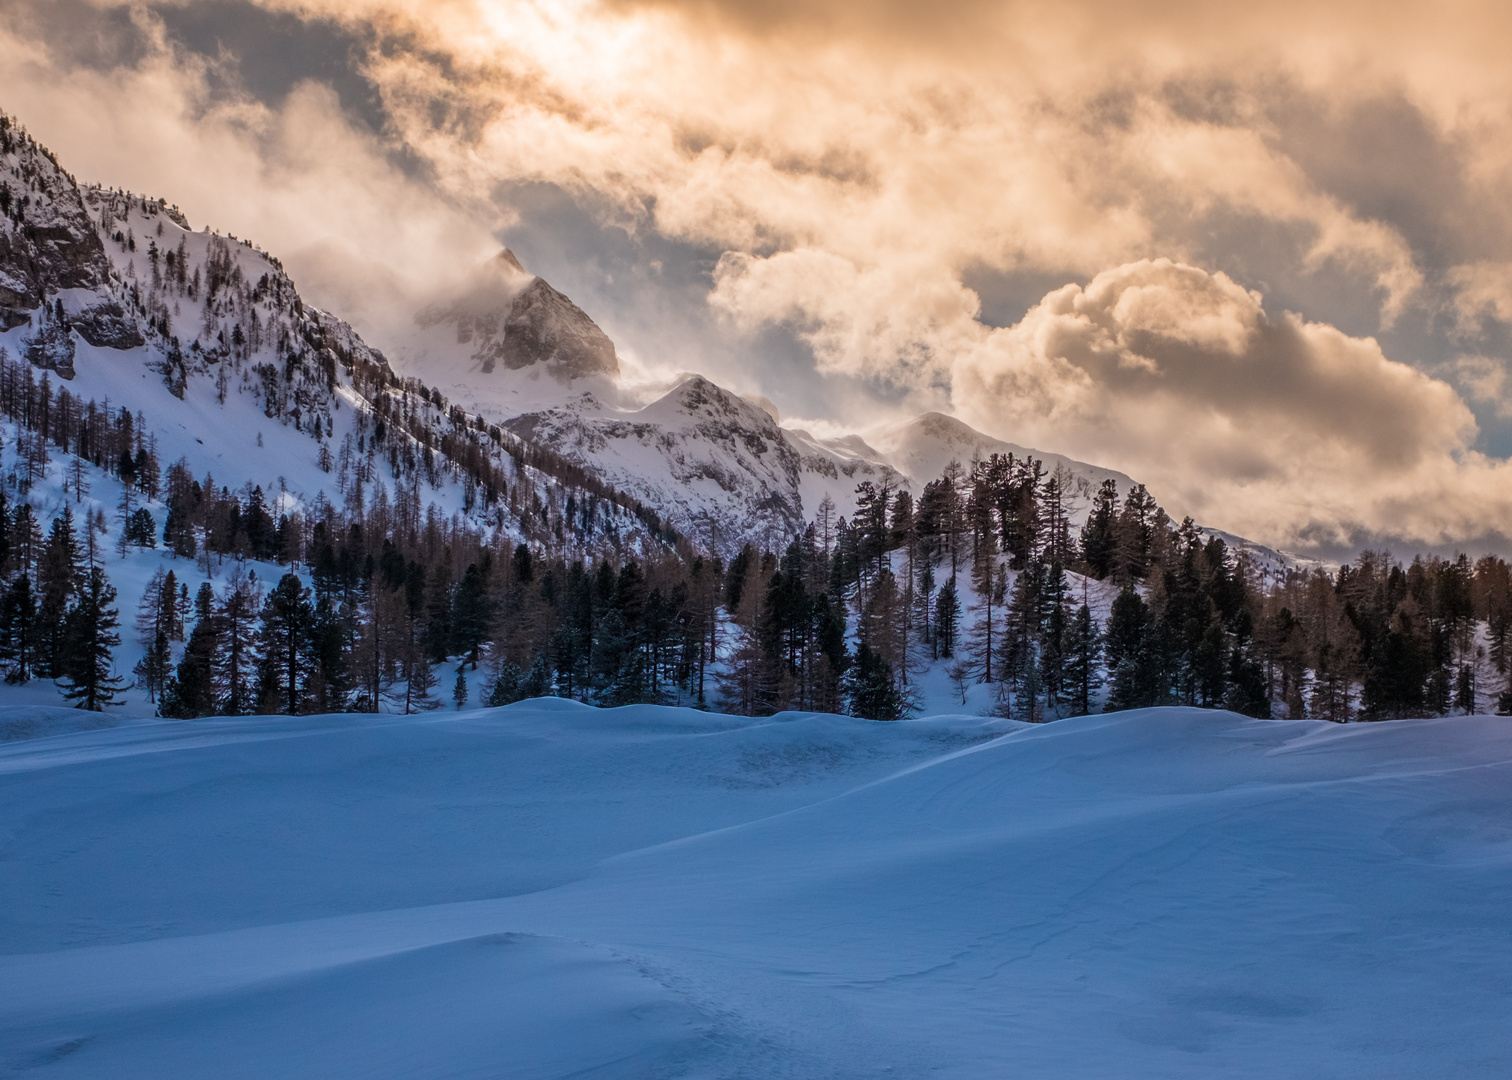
[70,300,143,350]
[496,277,618,379]
[415,251,618,382]
[0,114,145,364]
[23,309,74,377]
[1,121,108,315]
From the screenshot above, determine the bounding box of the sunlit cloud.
[8,0,1512,551]
[0,1,497,342]
[951,259,1512,551]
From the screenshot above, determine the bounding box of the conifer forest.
[0,345,1505,722]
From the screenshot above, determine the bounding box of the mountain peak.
[406,254,616,383]
[496,247,527,275]
[501,277,618,380]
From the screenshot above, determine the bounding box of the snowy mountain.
[0,114,676,563]
[501,375,905,555]
[395,248,620,414]
[383,255,903,556]
[866,410,1135,523]
[384,254,1302,564]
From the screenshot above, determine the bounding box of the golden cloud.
[10,0,1512,549]
[953,260,1507,549]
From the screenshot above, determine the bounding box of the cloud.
[952,259,1512,552]
[0,1,500,343]
[10,0,1512,550]
[1443,354,1512,419]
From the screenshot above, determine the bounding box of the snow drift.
[3,703,1511,1077]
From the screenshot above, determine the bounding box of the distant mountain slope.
[0,111,676,563]
[385,256,1296,561]
[867,411,1137,523]
[502,375,900,554]
[385,256,902,556]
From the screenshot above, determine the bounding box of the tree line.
[1,334,1510,720]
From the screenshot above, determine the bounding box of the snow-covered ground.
[3,702,1510,1077]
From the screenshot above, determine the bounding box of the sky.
[5,0,1512,558]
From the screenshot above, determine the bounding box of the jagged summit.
[497,247,527,274]
[408,250,618,384]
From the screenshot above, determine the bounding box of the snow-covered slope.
[384,251,905,556]
[0,115,674,561]
[3,702,1510,1077]
[503,374,900,554]
[868,411,1136,520]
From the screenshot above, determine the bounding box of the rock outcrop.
[0,114,145,367]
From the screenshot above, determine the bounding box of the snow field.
[3,703,1511,1077]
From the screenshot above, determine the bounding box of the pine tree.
[9,503,42,577]
[1001,561,1043,708]
[134,630,171,704]
[217,575,261,715]
[67,456,89,504]
[1106,585,1158,710]
[966,550,1003,683]
[1079,479,1118,579]
[0,574,39,682]
[1038,562,1071,716]
[1112,484,1159,582]
[162,584,222,719]
[487,661,523,707]
[1061,602,1102,716]
[403,654,442,713]
[37,510,82,677]
[935,577,960,659]
[58,566,124,711]
[846,643,904,721]
[521,652,553,699]
[256,573,316,715]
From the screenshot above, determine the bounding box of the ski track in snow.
[2,702,1511,1077]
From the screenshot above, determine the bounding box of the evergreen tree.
[846,643,904,721]
[1079,479,1118,579]
[935,577,960,659]
[1224,610,1271,718]
[216,576,261,715]
[308,593,355,713]
[403,654,443,713]
[256,573,317,715]
[9,503,42,577]
[0,574,39,682]
[134,630,171,704]
[1105,585,1160,710]
[487,661,523,706]
[162,584,221,719]
[451,562,493,667]
[37,509,83,677]
[58,566,124,711]
[1061,602,1102,716]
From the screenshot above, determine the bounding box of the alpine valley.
[0,109,1497,732]
[0,108,1221,722]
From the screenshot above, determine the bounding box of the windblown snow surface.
[3,703,1511,1078]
